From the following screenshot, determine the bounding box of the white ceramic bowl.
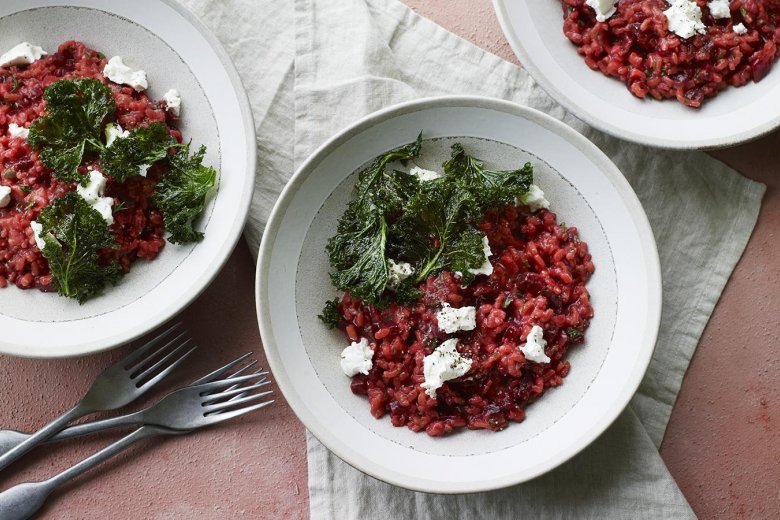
[0,0,255,358]
[493,0,780,149]
[257,96,662,493]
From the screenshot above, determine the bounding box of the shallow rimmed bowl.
[256,96,661,493]
[493,0,780,150]
[0,0,255,358]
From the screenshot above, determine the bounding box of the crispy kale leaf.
[323,136,535,313]
[99,122,177,182]
[325,136,422,305]
[153,143,217,244]
[318,298,342,328]
[28,79,115,183]
[37,192,123,303]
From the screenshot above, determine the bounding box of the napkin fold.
[180,0,765,517]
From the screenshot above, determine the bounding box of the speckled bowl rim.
[255,96,662,493]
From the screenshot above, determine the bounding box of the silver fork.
[0,352,265,456]
[0,323,195,472]
[0,372,274,520]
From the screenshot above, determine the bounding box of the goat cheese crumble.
[520,325,551,364]
[104,123,129,147]
[387,259,414,288]
[0,186,11,208]
[409,165,443,182]
[30,221,46,250]
[340,337,374,377]
[519,184,550,212]
[421,338,472,398]
[436,303,477,334]
[8,123,29,140]
[103,56,148,92]
[0,42,47,68]
[708,0,731,19]
[663,0,707,39]
[585,0,618,22]
[76,169,115,225]
[163,89,182,116]
[733,22,748,34]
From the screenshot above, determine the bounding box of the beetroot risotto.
[0,40,216,302]
[319,136,595,437]
[562,0,780,107]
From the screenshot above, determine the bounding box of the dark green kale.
[153,143,217,244]
[99,122,177,182]
[27,79,115,183]
[325,136,422,305]
[37,192,123,303]
[323,135,535,314]
[318,298,342,328]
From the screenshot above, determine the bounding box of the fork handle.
[0,426,182,520]
[0,402,89,472]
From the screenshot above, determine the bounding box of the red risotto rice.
[334,206,595,437]
[562,0,780,107]
[0,41,181,291]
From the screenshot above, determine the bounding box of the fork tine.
[203,380,272,404]
[128,331,188,374]
[204,400,275,423]
[225,360,259,380]
[203,391,274,414]
[191,352,254,386]
[121,322,182,369]
[137,345,197,391]
[133,338,194,381]
[193,373,265,394]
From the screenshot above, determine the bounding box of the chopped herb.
[112,201,128,214]
[37,192,123,303]
[27,79,115,183]
[487,418,499,427]
[153,142,217,244]
[4,170,16,179]
[566,327,583,342]
[503,296,512,308]
[97,52,106,60]
[99,122,177,182]
[24,199,36,211]
[318,298,341,329]
[10,75,19,93]
[19,185,31,194]
[740,6,748,18]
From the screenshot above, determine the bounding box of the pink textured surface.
[0,2,777,519]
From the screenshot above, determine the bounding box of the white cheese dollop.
[8,123,29,140]
[409,165,443,182]
[733,22,748,34]
[0,185,11,208]
[664,0,707,39]
[0,43,47,68]
[104,123,129,147]
[30,220,46,250]
[708,0,731,19]
[585,0,618,22]
[103,56,148,92]
[163,89,182,116]
[340,337,374,377]
[421,339,472,398]
[76,169,114,225]
[387,259,414,288]
[436,303,477,334]
[519,184,550,212]
[520,325,551,364]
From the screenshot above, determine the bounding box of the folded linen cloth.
[180,0,765,517]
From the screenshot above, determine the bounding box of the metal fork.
[0,352,265,457]
[0,323,195,472]
[0,371,274,520]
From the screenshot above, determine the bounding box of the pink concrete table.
[1,2,778,519]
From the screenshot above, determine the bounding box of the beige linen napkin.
[180,0,765,517]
